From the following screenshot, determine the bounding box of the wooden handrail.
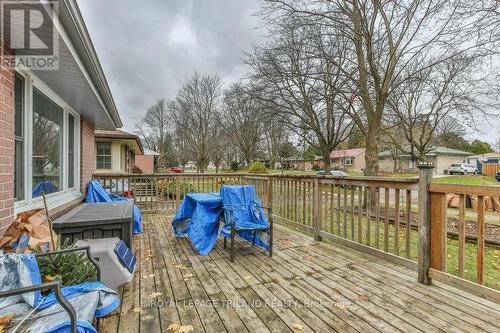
[429,183,500,196]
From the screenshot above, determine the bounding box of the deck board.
[99,214,500,333]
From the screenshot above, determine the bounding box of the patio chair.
[220,185,273,262]
[0,246,118,333]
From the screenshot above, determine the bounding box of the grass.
[433,175,499,186]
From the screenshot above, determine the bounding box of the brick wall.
[135,155,154,173]
[0,41,15,236]
[80,117,95,195]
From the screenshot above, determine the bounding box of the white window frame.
[14,71,81,213]
[344,157,353,166]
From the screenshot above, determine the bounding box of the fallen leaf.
[150,292,162,298]
[141,315,153,321]
[0,325,4,333]
[359,294,370,301]
[146,254,154,260]
[303,255,315,262]
[292,322,304,330]
[0,314,13,325]
[183,273,194,279]
[167,323,180,331]
[142,274,155,279]
[243,275,252,280]
[44,274,56,282]
[178,325,194,333]
[175,264,185,269]
[131,307,142,313]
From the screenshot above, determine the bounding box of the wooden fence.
[483,163,500,177]
[93,171,500,301]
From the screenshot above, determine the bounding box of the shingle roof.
[379,146,472,157]
[330,148,365,158]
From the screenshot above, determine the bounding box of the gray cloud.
[77,0,265,131]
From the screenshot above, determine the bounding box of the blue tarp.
[171,185,270,255]
[172,193,222,256]
[32,181,58,198]
[220,185,270,250]
[0,251,120,333]
[85,180,143,234]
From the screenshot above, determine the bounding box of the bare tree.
[221,83,266,165]
[172,72,223,173]
[134,98,174,168]
[245,21,354,173]
[387,58,496,160]
[260,0,500,175]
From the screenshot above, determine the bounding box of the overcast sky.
[78,0,264,132]
[78,0,499,147]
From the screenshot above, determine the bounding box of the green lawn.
[433,175,499,186]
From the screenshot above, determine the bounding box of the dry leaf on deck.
[243,275,252,280]
[303,255,315,262]
[146,254,154,260]
[292,322,304,330]
[167,323,180,331]
[150,292,162,298]
[178,324,194,333]
[0,325,4,333]
[142,274,155,280]
[44,275,56,282]
[359,294,370,301]
[175,264,185,269]
[131,307,142,313]
[183,273,194,279]
[141,315,153,321]
[0,314,13,325]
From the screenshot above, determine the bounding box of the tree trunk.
[393,157,398,173]
[322,148,332,174]
[364,125,380,176]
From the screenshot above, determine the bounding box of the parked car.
[169,167,182,173]
[496,170,500,181]
[447,163,478,175]
[316,170,348,177]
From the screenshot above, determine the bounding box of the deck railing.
[93,170,500,301]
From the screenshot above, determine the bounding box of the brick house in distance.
[0,0,123,235]
[315,148,366,172]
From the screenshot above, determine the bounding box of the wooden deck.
[99,214,500,333]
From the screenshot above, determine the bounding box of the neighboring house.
[135,148,160,174]
[94,129,144,174]
[379,146,473,174]
[282,157,314,170]
[315,148,366,172]
[467,152,500,165]
[0,0,122,234]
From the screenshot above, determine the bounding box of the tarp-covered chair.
[0,247,119,333]
[220,185,273,262]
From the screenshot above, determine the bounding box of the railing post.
[417,162,434,285]
[175,177,181,208]
[267,177,273,209]
[312,177,322,242]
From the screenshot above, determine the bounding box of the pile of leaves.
[37,239,97,294]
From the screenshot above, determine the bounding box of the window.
[344,157,353,166]
[14,74,24,201]
[96,142,112,169]
[68,113,75,188]
[32,88,63,198]
[12,73,81,210]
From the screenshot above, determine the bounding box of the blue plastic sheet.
[220,185,270,250]
[172,193,222,256]
[32,181,58,198]
[0,251,120,333]
[85,180,143,234]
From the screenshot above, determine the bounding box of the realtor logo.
[1,1,59,70]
